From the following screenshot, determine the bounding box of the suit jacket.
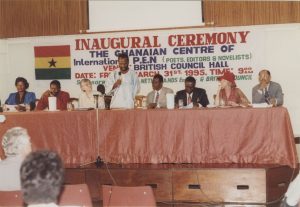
[175,87,209,107]
[146,87,173,108]
[5,91,36,105]
[252,81,283,106]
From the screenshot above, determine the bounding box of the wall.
[0,24,300,136]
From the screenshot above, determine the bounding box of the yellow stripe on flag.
[35,57,71,69]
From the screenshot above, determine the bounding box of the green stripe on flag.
[35,68,71,80]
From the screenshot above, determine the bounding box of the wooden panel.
[64,168,85,184]
[85,169,172,202]
[0,0,88,38]
[203,1,300,27]
[1,1,300,38]
[266,165,299,202]
[172,169,266,203]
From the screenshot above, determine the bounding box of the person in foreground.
[20,150,64,207]
[215,71,250,107]
[78,79,104,109]
[36,80,70,110]
[175,76,209,108]
[252,69,283,106]
[0,127,32,191]
[146,74,173,109]
[105,53,140,109]
[282,173,300,207]
[5,77,36,111]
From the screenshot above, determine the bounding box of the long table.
[0,107,298,168]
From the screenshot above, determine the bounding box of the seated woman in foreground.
[215,71,250,107]
[5,77,36,111]
[78,78,104,109]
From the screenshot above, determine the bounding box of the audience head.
[1,127,31,158]
[258,69,271,85]
[20,150,64,205]
[217,71,236,88]
[80,79,92,93]
[184,76,196,94]
[97,84,105,95]
[117,53,129,72]
[50,80,61,96]
[152,74,164,91]
[15,77,29,92]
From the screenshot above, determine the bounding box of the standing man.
[105,53,140,109]
[146,74,173,109]
[252,69,283,106]
[175,76,209,108]
[36,80,70,110]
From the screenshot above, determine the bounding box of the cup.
[178,99,184,108]
[25,104,31,112]
[166,93,175,109]
[48,97,57,111]
[67,103,73,111]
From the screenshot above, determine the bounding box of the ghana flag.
[34,45,71,80]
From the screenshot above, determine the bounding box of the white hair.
[2,127,31,157]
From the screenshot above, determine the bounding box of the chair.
[102,185,156,207]
[0,191,24,206]
[58,184,93,207]
[0,184,92,207]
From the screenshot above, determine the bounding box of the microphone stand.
[93,94,99,109]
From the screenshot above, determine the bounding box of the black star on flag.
[48,58,57,68]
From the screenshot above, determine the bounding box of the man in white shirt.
[252,69,283,106]
[20,150,64,207]
[0,127,32,191]
[105,53,140,109]
[146,74,173,108]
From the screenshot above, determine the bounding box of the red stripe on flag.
[34,45,70,57]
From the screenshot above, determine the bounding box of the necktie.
[188,94,192,105]
[264,89,270,104]
[155,92,159,104]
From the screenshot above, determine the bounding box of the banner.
[34,27,265,101]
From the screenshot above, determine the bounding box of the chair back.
[59,184,92,207]
[102,185,156,207]
[0,184,92,207]
[0,191,24,206]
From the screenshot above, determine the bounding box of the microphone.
[106,71,122,96]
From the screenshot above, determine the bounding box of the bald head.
[259,69,271,85]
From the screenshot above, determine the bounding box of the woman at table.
[214,71,250,107]
[5,77,36,111]
[78,79,104,109]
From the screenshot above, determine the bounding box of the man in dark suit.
[175,76,209,108]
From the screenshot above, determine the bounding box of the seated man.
[0,127,32,191]
[252,69,283,106]
[36,80,70,110]
[175,76,209,108]
[20,150,64,207]
[146,74,173,108]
